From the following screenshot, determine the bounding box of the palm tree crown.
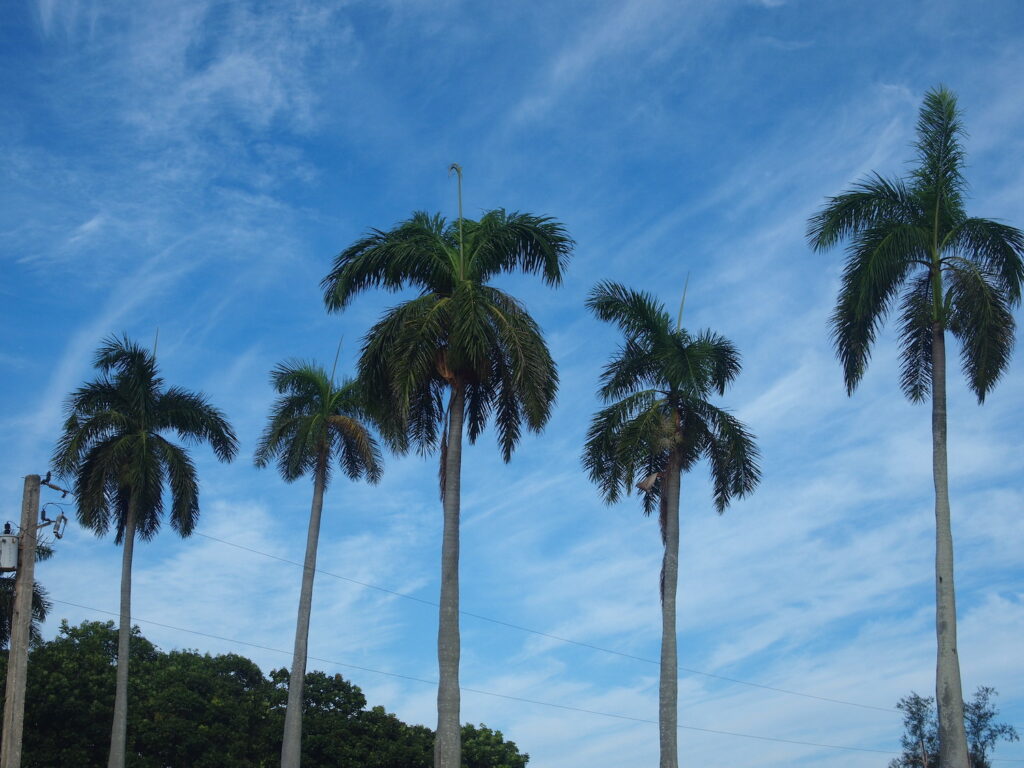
[255,361,383,485]
[322,209,573,459]
[808,86,1024,402]
[53,336,238,541]
[583,281,760,516]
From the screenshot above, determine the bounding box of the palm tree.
[254,361,383,768]
[0,542,52,648]
[322,200,573,768]
[583,281,760,768]
[52,335,238,768]
[807,87,1024,768]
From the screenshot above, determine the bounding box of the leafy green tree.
[255,361,382,768]
[132,650,271,767]
[964,687,1019,768]
[889,693,938,768]
[807,87,1024,768]
[51,336,238,768]
[461,724,528,768]
[322,204,572,768]
[888,688,1018,768]
[1,621,529,767]
[583,282,760,768]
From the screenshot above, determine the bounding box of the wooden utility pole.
[1,475,41,768]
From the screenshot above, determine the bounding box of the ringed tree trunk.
[107,497,138,768]
[435,385,465,768]
[659,452,681,768]
[281,451,329,768]
[931,324,970,768]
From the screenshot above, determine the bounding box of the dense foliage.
[0,621,528,768]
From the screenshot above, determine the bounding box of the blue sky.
[3,1,1024,766]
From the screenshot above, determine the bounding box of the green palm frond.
[807,174,919,251]
[322,212,455,310]
[157,387,237,462]
[912,86,967,208]
[582,389,663,505]
[153,436,199,536]
[898,273,936,402]
[586,281,671,343]
[690,400,761,512]
[944,217,1024,303]
[829,223,926,393]
[467,210,573,286]
[946,260,1016,402]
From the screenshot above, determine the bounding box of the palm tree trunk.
[107,498,137,768]
[281,453,328,768]
[932,324,970,768]
[659,455,681,768]
[435,385,464,768]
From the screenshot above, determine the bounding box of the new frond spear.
[321,165,573,768]
[807,86,1024,768]
[52,335,238,768]
[255,359,382,768]
[583,280,760,768]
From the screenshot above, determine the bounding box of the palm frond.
[322,212,455,311]
[829,223,925,393]
[912,86,967,207]
[467,210,573,287]
[692,400,762,512]
[807,174,918,251]
[943,217,1024,303]
[946,260,1016,402]
[157,387,238,462]
[896,273,936,402]
[586,281,671,344]
[153,436,200,537]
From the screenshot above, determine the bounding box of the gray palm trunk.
[107,502,136,768]
[659,453,681,768]
[931,325,969,768]
[281,452,328,768]
[435,385,464,768]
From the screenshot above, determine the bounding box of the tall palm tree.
[807,87,1024,768]
[583,281,760,768]
[322,203,573,768]
[52,335,238,768]
[254,361,383,768]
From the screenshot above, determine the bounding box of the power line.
[194,530,895,713]
[47,598,896,757]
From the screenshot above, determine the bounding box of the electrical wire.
[48,598,900,757]
[194,531,895,713]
